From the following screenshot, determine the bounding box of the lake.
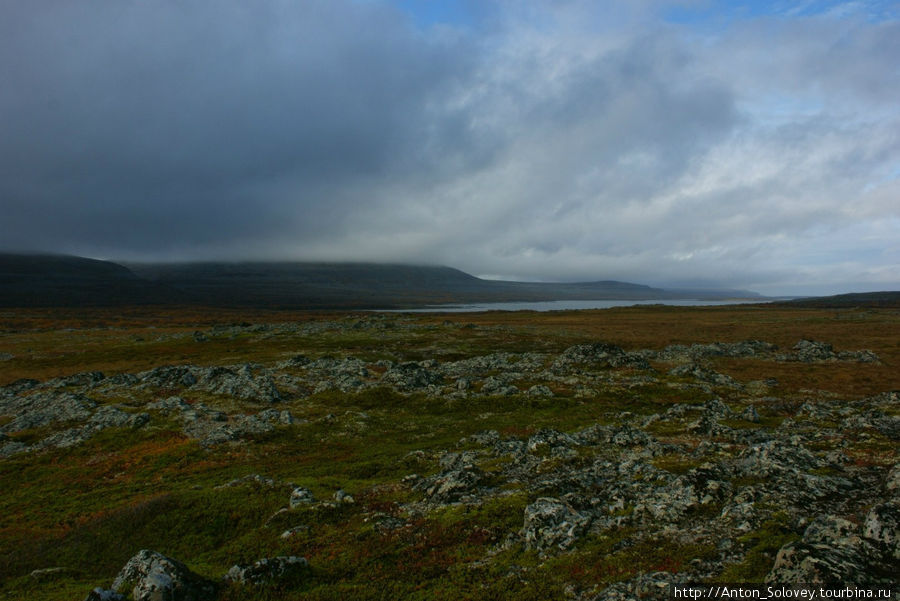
[379,298,772,313]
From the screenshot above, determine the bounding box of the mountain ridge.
[2,253,763,309]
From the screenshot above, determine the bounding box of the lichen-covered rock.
[863,501,900,559]
[526,384,554,397]
[423,466,483,504]
[669,364,740,388]
[147,396,192,414]
[523,497,590,552]
[777,340,880,364]
[0,440,29,458]
[0,391,97,433]
[111,550,216,601]
[741,404,761,423]
[737,440,820,476]
[886,464,900,496]
[224,556,307,586]
[290,486,316,507]
[381,362,442,391]
[480,376,518,395]
[766,516,891,585]
[588,571,676,600]
[794,340,837,362]
[195,365,281,403]
[554,343,650,372]
[138,366,198,389]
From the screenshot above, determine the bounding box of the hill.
[127,261,690,308]
[0,253,762,309]
[780,291,900,308]
[0,253,180,307]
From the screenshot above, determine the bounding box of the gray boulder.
[424,466,483,504]
[863,501,900,559]
[195,365,281,403]
[766,517,888,584]
[139,366,198,389]
[554,343,650,371]
[111,550,216,601]
[523,497,590,553]
[381,362,442,391]
[290,487,316,507]
[526,384,554,397]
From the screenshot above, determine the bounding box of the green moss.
[718,512,799,583]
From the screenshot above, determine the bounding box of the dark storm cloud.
[0,0,480,255]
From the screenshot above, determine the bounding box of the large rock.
[766,517,887,584]
[195,365,281,403]
[554,343,650,371]
[523,497,590,553]
[289,486,316,508]
[424,466,483,504]
[863,501,900,560]
[111,550,216,601]
[138,366,198,390]
[381,362,442,391]
[0,391,97,433]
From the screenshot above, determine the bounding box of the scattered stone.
[381,362,442,391]
[669,364,740,388]
[30,566,79,580]
[777,340,880,364]
[83,589,125,601]
[290,487,316,508]
[334,489,355,504]
[526,384,554,397]
[741,405,761,423]
[224,556,308,586]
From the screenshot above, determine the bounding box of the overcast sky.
[1,0,898,295]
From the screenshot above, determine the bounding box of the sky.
[1,0,898,295]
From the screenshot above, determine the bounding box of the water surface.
[381,299,771,313]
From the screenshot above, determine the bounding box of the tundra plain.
[1,304,898,600]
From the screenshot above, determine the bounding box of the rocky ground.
[0,311,897,600]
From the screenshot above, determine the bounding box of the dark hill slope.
[780,291,900,308]
[2,254,763,309]
[127,262,688,308]
[129,262,491,308]
[0,254,180,307]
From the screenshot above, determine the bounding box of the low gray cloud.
[1,0,897,295]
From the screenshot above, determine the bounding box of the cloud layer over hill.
[1,0,897,295]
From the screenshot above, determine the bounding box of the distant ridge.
[0,253,180,307]
[779,291,900,308]
[1,253,764,309]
